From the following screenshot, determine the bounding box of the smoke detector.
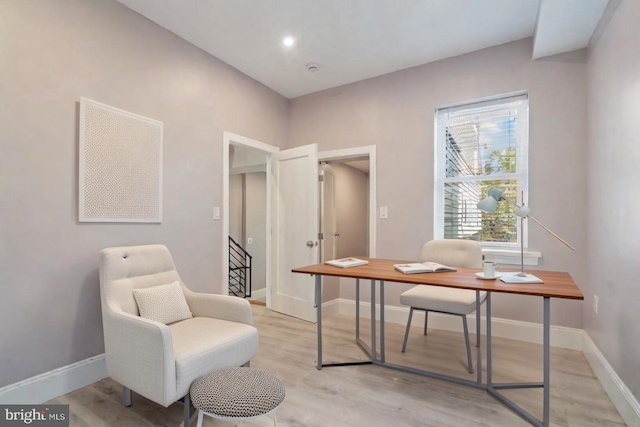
[306,62,320,73]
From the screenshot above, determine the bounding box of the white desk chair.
[399,239,484,373]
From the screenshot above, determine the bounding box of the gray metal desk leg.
[477,290,483,385]
[316,274,322,370]
[543,297,550,426]
[370,280,377,361]
[322,276,373,368]
[380,281,385,363]
[487,292,492,386]
[356,278,360,340]
[485,292,547,427]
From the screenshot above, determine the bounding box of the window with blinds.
[434,93,529,247]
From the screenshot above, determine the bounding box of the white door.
[271,144,319,322]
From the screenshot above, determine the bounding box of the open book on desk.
[394,262,456,275]
[324,257,369,268]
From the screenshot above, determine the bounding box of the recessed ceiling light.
[282,36,295,48]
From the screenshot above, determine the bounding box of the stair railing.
[228,236,252,298]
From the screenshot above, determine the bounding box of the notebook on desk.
[324,257,369,268]
[500,273,544,284]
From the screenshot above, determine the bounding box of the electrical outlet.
[247,237,253,245]
[593,295,599,314]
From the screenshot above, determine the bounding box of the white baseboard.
[250,287,267,300]
[321,298,341,318]
[583,333,640,427]
[0,354,107,404]
[335,298,583,350]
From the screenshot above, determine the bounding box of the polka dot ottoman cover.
[190,367,285,420]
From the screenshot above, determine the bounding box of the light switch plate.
[213,207,220,220]
[380,206,388,219]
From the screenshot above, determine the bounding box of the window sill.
[482,248,541,266]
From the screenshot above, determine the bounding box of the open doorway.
[222,132,278,306]
[224,133,319,321]
[223,136,376,322]
[318,146,377,306]
[319,158,371,262]
[229,148,268,302]
[319,146,376,260]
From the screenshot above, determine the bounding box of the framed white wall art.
[79,97,163,222]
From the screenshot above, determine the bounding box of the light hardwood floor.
[48,305,626,427]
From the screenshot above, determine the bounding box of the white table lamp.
[477,188,574,277]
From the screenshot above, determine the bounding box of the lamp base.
[515,271,527,277]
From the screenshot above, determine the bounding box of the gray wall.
[586,0,640,401]
[288,38,588,328]
[0,0,288,388]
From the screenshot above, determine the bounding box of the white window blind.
[434,93,529,247]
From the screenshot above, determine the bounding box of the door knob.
[306,241,314,248]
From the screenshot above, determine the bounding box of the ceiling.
[116,0,609,99]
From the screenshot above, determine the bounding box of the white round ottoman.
[190,367,285,427]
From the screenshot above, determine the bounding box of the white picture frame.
[79,97,163,223]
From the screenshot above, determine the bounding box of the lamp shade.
[476,187,575,251]
[487,187,504,200]
[515,206,531,218]
[477,187,504,212]
[477,196,498,213]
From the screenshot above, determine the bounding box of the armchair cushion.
[169,317,259,398]
[133,281,193,325]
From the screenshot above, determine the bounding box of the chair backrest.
[99,244,183,316]
[419,239,482,268]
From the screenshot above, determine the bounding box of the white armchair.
[99,244,258,426]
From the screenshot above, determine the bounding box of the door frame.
[222,131,279,307]
[318,145,377,257]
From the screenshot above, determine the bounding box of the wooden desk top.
[292,257,584,300]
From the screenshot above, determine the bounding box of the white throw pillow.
[133,281,193,325]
